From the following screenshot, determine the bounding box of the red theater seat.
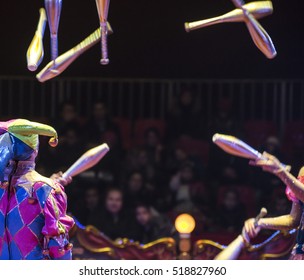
[176,136,210,165]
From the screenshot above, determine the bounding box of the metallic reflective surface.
[185,1,273,32]
[44,0,62,60]
[36,24,113,82]
[213,133,264,160]
[212,133,290,171]
[95,0,110,65]
[26,8,47,71]
[63,143,110,179]
[231,0,276,58]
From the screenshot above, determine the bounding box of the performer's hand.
[249,152,282,174]
[243,218,261,241]
[50,171,72,186]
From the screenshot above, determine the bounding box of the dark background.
[0,0,303,79]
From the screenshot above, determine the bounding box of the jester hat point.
[0,119,58,179]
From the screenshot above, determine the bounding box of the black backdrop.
[0,0,303,79]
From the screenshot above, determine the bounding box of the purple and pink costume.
[0,119,74,260]
[285,176,304,260]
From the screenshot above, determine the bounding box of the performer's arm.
[214,235,246,260]
[215,209,266,260]
[215,203,300,260]
[251,152,304,201]
[50,171,72,187]
[257,201,301,230]
[243,201,301,238]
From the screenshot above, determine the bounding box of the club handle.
[51,34,58,61]
[100,22,109,65]
[38,8,47,35]
[254,207,267,227]
[62,171,70,180]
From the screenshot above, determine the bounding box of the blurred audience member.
[74,186,102,226]
[208,145,249,186]
[166,145,190,175]
[207,97,248,184]
[208,97,241,137]
[86,101,122,181]
[220,166,242,186]
[53,102,82,137]
[124,171,155,209]
[39,103,82,171]
[251,136,285,207]
[135,202,177,244]
[94,187,139,240]
[143,127,165,165]
[216,188,246,233]
[167,87,206,141]
[267,192,291,217]
[263,136,282,156]
[169,161,209,213]
[55,126,85,171]
[124,148,162,191]
[86,101,120,146]
[39,125,85,173]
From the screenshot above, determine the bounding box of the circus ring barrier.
[69,224,296,260]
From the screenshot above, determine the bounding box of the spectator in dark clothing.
[208,97,242,138]
[166,146,190,175]
[135,203,177,244]
[52,102,82,137]
[91,187,139,240]
[207,97,247,185]
[54,126,85,171]
[39,103,83,171]
[38,124,85,173]
[73,186,102,226]
[208,146,249,186]
[86,102,120,146]
[86,102,122,181]
[216,188,247,233]
[251,136,286,207]
[124,171,155,210]
[127,149,158,185]
[167,87,206,141]
[267,192,291,217]
[169,161,209,214]
[143,127,165,166]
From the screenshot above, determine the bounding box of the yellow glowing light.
[175,214,196,234]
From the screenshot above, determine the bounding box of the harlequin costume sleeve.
[42,181,74,259]
[0,119,74,260]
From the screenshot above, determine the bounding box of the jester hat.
[0,119,58,181]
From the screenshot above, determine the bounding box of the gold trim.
[77,225,176,256]
[77,232,115,255]
[194,239,226,251]
[260,247,293,260]
[142,237,176,250]
[194,230,296,260]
